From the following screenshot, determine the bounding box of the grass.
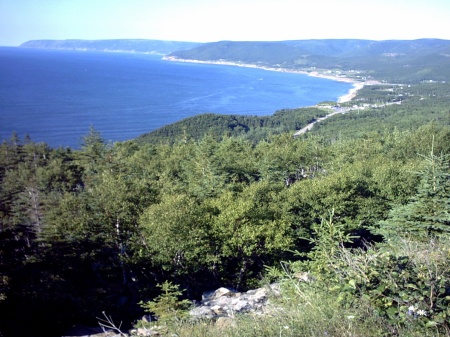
[131,237,450,337]
[144,285,389,337]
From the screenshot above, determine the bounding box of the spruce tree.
[377,144,450,241]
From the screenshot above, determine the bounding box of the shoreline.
[163,56,365,104]
[337,81,365,103]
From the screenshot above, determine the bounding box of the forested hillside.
[136,107,327,144]
[20,38,450,82]
[138,81,450,144]
[1,112,449,336]
[168,39,450,82]
[1,39,450,337]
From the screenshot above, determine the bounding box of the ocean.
[0,47,352,148]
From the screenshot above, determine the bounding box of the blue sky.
[1,0,449,46]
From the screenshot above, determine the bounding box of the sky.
[1,0,450,46]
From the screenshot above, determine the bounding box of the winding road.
[293,107,350,136]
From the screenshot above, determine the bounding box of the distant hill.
[167,39,450,82]
[282,39,450,57]
[20,38,450,82]
[166,41,311,65]
[136,107,327,144]
[20,39,202,54]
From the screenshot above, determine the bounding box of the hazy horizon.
[1,0,450,47]
[13,36,450,46]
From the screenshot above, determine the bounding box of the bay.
[0,47,352,148]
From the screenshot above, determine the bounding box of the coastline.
[163,56,365,104]
[337,82,365,103]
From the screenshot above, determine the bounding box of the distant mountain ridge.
[168,38,450,61]
[20,39,202,54]
[167,38,450,82]
[282,38,450,57]
[20,38,450,82]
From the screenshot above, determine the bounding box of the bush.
[139,281,191,324]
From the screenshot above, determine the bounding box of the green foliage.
[207,181,292,288]
[139,281,191,323]
[136,108,326,145]
[328,239,450,331]
[274,145,450,332]
[138,193,214,274]
[312,95,450,141]
[377,145,450,241]
[298,210,356,276]
[170,41,308,68]
[1,101,450,336]
[169,39,450,82]
[161,286,389,337]
[277,226,450,335]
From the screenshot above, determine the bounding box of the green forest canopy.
[0,50,450,336]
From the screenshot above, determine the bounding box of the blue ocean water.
[0,47,352,148]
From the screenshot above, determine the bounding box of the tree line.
[1,118,449,336]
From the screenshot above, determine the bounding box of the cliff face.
[20,39,202,55]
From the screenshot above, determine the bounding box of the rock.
[189,283,281,319]
[232,299,250,312]
[136,328,155,336]
[249,288,267,303]
[66,284,285,337]
[129,327,161,336]
[209,294,234,307]
[270,282,281,295]
[210,287,235,299]
[211,305,224,315]
[189,305,215,318]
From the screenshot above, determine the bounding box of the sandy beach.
[163,56,366,104]
[337,82,365,103]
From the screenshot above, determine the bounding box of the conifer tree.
[377,144,450,241]
[78,126,106,182]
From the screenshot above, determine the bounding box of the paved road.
[293,107,350,136]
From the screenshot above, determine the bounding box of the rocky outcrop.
[65,284,282,337]
[129,283,282,336]
[189,283,281,319]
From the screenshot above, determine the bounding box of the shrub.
[139,281,191,324]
